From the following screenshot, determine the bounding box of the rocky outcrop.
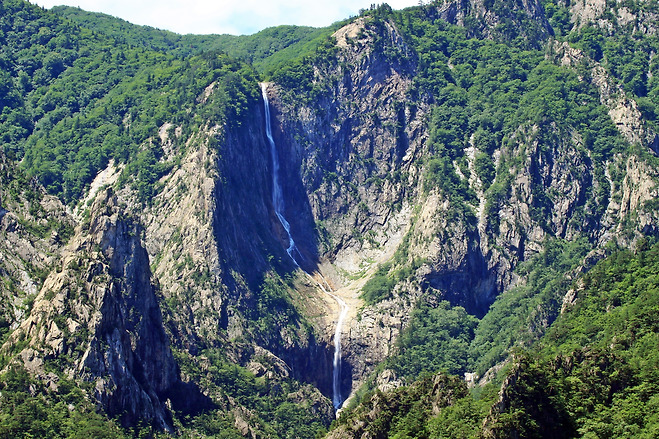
[341,280,422,401]
[128,104,336,397]
[327,373,468,439]
[269,17,423,263]
[5,1,659,432]
[550,40,658,150]
[2,188,181,429]
[0,152,73,334]
[570,0,659,35]
[266,17,428,396]
[267,10,659,402]
[434,0,553,47]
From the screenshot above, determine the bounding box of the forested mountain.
[50,6,336,75]
[1,0,658,437]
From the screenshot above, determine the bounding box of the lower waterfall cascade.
[260,83,348,410]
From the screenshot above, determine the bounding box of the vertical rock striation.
[3,188,180,429]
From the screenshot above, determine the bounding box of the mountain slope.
[333,241,659,438]
[1,0,334,435]
[1,0,659,437]
[265,1,659,396]
[51,5,337,75]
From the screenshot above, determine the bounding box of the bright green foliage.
[383,6,628,237]
[1,0,260,204]
[543,240,659,357]
[542,0,572,36]
[270,38,339,104]
[4,0,659,436]
[334,374,469,439]
[337,243,659,438]
[213,25,338,77]
[360,256,425,306]
[360,262,396,305]
[547,0,659,132]
[0,152,73,241]
[481,242,659,437]
[51,5,228,57]
[52,6,336,76]
[428,393,490,439]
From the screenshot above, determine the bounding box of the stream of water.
[261,83,348,410]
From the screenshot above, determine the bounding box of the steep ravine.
[3,0,659,434]
[119,86,341,403]
[263,81,348,409]
[262,9,659,400]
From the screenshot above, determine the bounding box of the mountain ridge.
[1,0,659,436]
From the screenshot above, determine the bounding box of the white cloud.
[32,0,421,35]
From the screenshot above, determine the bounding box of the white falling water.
[262,83,298,262]
[330,289,348,409]
[261,83,348,411]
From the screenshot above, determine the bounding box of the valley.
[1,0,659,437]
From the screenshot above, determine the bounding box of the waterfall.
[331,290,349,409]
[262,83,299,263]
[261,83,348,411]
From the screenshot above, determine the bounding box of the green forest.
[335,240,659,438]
[1,0,659,437]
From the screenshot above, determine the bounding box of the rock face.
[3,188,180,429]
[434,0,553,46]
[131,102,336,397]
[569,0,659,35]
[3,0,659,432]
[269,17,422,263]
[0,152,73,332]
[264,9,659,399]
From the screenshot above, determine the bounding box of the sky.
[32,0,421,36]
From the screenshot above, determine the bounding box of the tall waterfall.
[262,83,299,263]
[331,290,349,409]
[260,83,348,410]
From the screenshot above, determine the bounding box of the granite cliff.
[1,0,659,436]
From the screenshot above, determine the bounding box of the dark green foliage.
[339,242,659,438]
[173,348,331,439]
[5,0,659,437]
[51,5,226,57]
[0,365,127,438]
[390,301,478,379]
[52,6,336,75]
[542,0,572,36]
[2,0,260,204]
[473,151,495,190]
[543,0,659,135]
[385,6,628,240]
[269,37,339,105]
[186,411,244,438]
[334,374,469,439]
[251,274,302,341]
[486,354,575,439]
[543,241,659,358]
[428,392,490,438]
[215,25,338,77]
[483,242,659,437]
[470,237,592,377]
